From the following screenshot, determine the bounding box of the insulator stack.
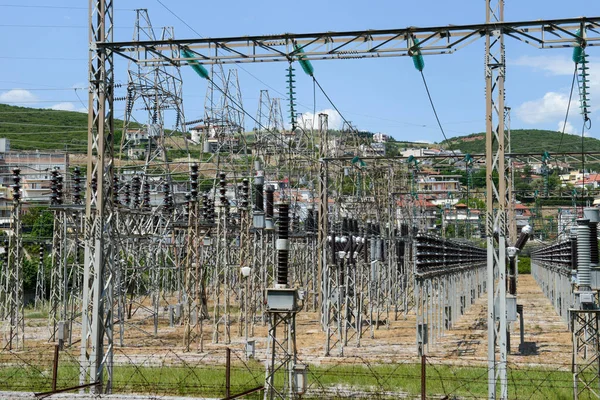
[265,185,275,218]
[39,246,44,267]
[163,183,173,211]
[202,193,209,220]
[12,167,21,203]
[124,183,131,207]
[415,233,487,276]
[125,89,134,115]
[306,209,315,233]
[287,64,297,130]
[142,180,150,208]
[50,168,60,205]
[571,230,579,271]
[241,179,249,209]
[73,167,82,205]
[184,193,192,220]
[254,175,264,212]
[330,231,337,264]
[342,218,349,235]
[208,198,215,221]
[56,173,63,204]
[190,164,199,200]
[276,203,290,287]
[514,225,532,250]
[531,238,574,272]
[577,219,592,289]
[396,240,405,272]
[112,176,120,205]
[591,223,599,265]
[400,224,409,237]
[219,173,228,207]
[132,175,141,208]
[584,208,600,267]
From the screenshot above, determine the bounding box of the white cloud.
[0,89,38,104]
[511,55,575,76]
[557,120,576,135]
[299,109,343,130]
[49,102,86,113]
[513,55,600,125]
[515,92,575,124]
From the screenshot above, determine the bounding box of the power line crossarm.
[98,17,600,65]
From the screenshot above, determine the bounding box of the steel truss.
[572,310,600,399]
[49,206,85,345]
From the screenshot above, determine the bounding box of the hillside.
[0,103,91,152]
[444,129,600,154]
[2,104,595,158]
[0,103,135,152]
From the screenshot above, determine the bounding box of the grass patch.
[0,352,576,399]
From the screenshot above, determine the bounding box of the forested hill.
[444,129,600,154]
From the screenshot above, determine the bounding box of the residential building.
[3,149,68,203]
[359,142,385,157]
[415,173,462,203]
[514,203,532,231]
[396,197,439,232]
[443,203,481,238]
[373,133,390,143]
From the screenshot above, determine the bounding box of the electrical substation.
[1,1,600,399]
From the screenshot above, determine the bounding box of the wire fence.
[0,347,583,399]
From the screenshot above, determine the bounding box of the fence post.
[52,344,60,391]
[226,347,231,398]
[421,354,426,400]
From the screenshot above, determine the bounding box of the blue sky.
[0,1,598,150]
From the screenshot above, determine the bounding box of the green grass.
[0,351,578,399]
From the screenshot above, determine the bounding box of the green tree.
[458,197,485,210]
[385,142,399,157]
[21,207,53,238]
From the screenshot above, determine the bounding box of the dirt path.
[436,274,572,366]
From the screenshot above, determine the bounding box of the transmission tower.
[120,9,186,189]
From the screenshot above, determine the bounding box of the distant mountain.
[443,129,600,155]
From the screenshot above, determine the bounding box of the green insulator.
[573,29,584,63]
[573,47,584,64]
[411,37,425,72]
[293,43,314,77]
[288,64,298,129]
[182,48,209,79]
[577,50,591,117]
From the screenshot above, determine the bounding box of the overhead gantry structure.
[84,0,600,397]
